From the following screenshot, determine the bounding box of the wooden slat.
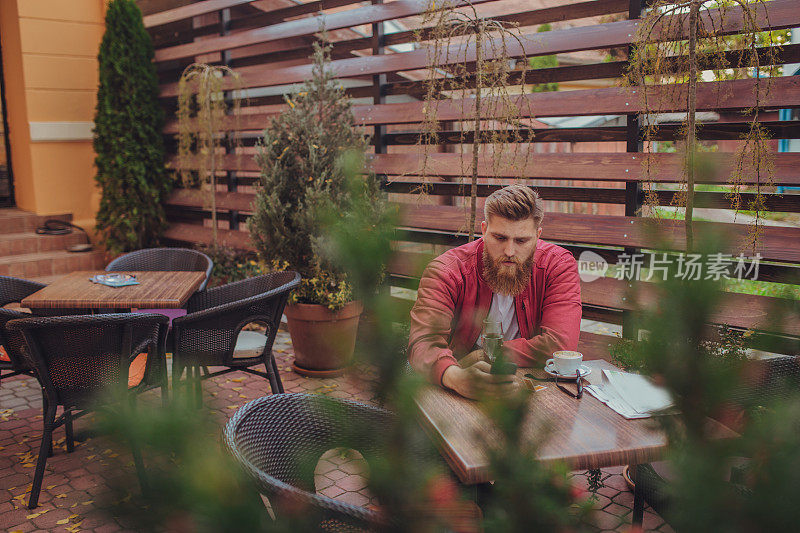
[150,1,365,50]
[167,150,800,186]
[166,185,625,211]
[155,0,499,62]
[160,39,800,109]
[163,222,255,251]
[369,152,800,185]
[158,0,800,94]
[167,147,800,189]
[581,277,800,336]
[382,181,800,213]
[163,76,800,132]
[222,40,800,103]
[383,120,800,146]
[168,189,256,213]
[656,191,800,213]
[386,184,800,214]
[144,0,258,28]
[153,0,626,66]
[163,120,800,146]
[579,332,616,362]
[398,204,800,263]
[352,77,800,125]
[221,0,631,74]
[385,182,628,204]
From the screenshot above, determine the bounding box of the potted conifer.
[248,40,384,377]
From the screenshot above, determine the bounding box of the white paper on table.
[584,384,649,419]
[584,369,673,419]
[603,369,673,414]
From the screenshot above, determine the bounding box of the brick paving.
[1,332,673,532]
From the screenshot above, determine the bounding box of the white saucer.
[543,362,591,380]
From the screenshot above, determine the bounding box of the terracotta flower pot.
[285,300,363,377]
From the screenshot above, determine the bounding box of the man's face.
[480,215,542,295]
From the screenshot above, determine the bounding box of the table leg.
[468,482,492,508]
[632,463,644,526]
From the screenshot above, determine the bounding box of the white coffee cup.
[546,351,583,376]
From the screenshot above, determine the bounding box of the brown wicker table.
[21,271,206,311]
[415,359,736,524]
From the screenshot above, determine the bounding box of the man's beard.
[482,249,534,296]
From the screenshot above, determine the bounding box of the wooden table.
[415,359,736,524]
[21,271,206,311]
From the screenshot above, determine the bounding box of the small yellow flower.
[287,98,295,109]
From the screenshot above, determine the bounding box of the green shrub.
[248,40,384,309]
[93,0,169,253]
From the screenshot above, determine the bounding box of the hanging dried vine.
[625,0,783,252]
[176,64,243,247]
[416,0,536,241]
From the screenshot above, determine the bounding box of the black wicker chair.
[171,272,300,405]
[631,355,800,528]
[224,393,392,530]
[106,247,214,292]
[0,276,45,381]
[0,275,46,308]
[7,313,170,508]
[1,309,36,382]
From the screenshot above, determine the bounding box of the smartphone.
[490,359,517,375]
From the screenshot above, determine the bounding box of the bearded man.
[407,185,582,399]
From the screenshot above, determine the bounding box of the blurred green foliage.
[528,23,559,93]
[616,227,800,532]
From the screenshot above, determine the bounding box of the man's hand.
[458,348,488,368]
[441,361,521,400]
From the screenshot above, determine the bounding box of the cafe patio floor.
[0,331,673,532]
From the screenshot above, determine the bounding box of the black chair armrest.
[185,272,300,314]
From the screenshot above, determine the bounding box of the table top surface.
[21,271,206,310]
[415,359,734,485]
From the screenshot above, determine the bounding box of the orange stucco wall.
[0,0,105,231]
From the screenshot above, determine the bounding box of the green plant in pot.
[249,40,384,377]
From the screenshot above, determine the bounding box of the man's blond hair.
[484,185,544,225]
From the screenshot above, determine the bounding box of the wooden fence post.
[623,0,644,340]
[221,7,240,232]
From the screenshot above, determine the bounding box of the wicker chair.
[106,247,214,292]
[171,272,300,404]
[0,276,46,381]
[0,275,46,308]
[631,355,800,528]
[224,393,391,530]
[7,313,170,508]
[1,309,36,382]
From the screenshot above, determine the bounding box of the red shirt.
[408,238,582,385]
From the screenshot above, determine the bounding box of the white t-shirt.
[477,293,520,346]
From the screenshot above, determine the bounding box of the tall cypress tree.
[94,0,169,253]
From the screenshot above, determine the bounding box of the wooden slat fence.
[147,0,800,360]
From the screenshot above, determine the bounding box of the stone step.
[0,208,72,234]
[0,231,88,257]
[0,249,105,278]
